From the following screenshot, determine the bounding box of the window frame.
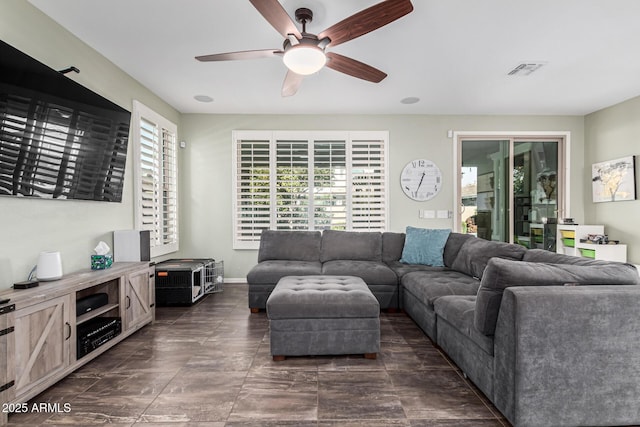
[232,130,389,249]
[132,100,179,257]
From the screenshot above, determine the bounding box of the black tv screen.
[0,40,131,202]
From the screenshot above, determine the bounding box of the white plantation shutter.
[313,139,347,230]
[276,140,309,230]
[233,131,388,249]
[133,101,178,257]
[234,136,271,248]
[350,134,387,230]
[161,128,178,246]
[139,117,160,241]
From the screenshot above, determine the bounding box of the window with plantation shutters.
[233,131,388,249]
[133,101,178,257]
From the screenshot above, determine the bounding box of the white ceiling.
[28,0,640,116]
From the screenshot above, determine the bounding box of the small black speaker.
[76,293,108,316]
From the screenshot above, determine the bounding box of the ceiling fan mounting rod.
[295,7,313,33]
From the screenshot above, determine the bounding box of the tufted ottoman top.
[267,275,380,319]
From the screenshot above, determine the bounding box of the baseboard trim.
[224,278,247,283]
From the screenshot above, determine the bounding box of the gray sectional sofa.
[246,229,400,310]
[247,229,640,427]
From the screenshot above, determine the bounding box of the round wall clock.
[400,159,442,201]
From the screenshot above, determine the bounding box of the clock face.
[401,159,442,201]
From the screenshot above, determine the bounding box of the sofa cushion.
[321,260,398,285]
[443,232,475,268]
[320,230,382,262]
[474,257,640,336]
[384,231,470,266]
[523,248,612,266]
[386,261,446,279]
[382,232,405,263]
[434,295,494,356]
[401,269,481,308]
[258,230,321,262]
[450,237,526,279]
[400,227,451,266]
[267,275,379,319]
[246,260,322,285]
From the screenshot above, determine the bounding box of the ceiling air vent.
[508,62,546,76]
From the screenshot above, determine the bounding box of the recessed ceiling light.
[194,95,214,103]
[400,97,420,105]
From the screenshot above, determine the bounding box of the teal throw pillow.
[400,226,451,266]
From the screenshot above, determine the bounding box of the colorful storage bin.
[579,248,596,259]
[562,238,575,247]
[560,230,576,238]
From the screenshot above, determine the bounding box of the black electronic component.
[76,317,121,359]
[76,293,109,316]
[13,280,39,289]
[0,40,131,202]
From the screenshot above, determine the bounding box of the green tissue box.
[91,254,113,270]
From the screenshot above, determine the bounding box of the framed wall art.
[591,155,636,203]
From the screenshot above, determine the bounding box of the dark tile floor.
[8,284,510,426]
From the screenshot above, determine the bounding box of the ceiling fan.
[195,0,414,97]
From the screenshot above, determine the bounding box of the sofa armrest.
[494,285,640,427]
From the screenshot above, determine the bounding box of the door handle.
[65,322,71,340]
[126,295,131,309]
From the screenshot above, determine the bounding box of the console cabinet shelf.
[0,262,154,425]
[556,224,627,262]
[76,303,119,325]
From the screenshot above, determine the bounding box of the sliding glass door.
[460,140,509,242]
[457,135,566,251]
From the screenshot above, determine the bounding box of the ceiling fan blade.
[249,0,301,39]
[282,70,304,97]
[325,52,387,83]
[318,0,413,48]
[196,49,283,62]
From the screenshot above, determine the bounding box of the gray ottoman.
[266,275,380,361]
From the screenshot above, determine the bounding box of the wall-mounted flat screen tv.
[0,39,130,202]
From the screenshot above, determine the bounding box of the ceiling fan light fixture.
[283,45,326,75]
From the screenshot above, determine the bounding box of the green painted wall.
[178,114,585,279]
[0,1,180,290]
[585,96,640,264]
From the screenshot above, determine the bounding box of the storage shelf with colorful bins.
[560,230,574,247]
[556,224,627,262]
